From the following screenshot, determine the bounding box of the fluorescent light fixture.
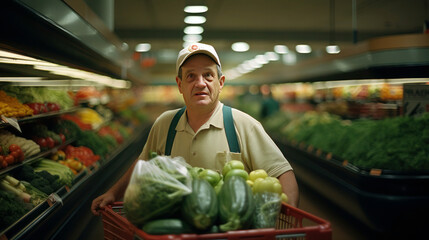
[183,34,203,42]
[265,52,279,61]
[231,42,249,52]
[184,26,204,34]
[135,43,151,52]
[326,45,341,54]
[296,44,312,53]
[255,55,269,65]
[283,52,297,65]
[184,5,208,13]
[184,16,206,24]
[274,45,289,54]
[0,77,43,82]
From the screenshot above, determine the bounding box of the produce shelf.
[273,137,429,237]
[0,124,152,239]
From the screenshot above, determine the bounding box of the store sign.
[403,83,429,116]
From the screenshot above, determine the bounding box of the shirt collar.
[176,102,224,132]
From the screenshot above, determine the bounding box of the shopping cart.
[100,202,331,240]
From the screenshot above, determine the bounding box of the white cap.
[176,43,221,75]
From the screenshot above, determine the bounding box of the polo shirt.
[138,102,292,178]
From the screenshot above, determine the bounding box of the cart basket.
[100,202,331,240]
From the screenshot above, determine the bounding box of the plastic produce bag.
[124,156,192,227]
[252,192,282,229]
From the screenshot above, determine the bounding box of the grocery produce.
[0,190,31,232]
[142,219,194,235]
[0,129,40,162]
[15,164,62,195]
[124,158,191,227]
[2,86,73,110]
[32,159,75,187]
[252,192,282,229]
[190,167,222,188]
[0,90,33,117]
[218,175,255,232]
[76,108,104,128]
[64,145,100,167]
[222,160,248,182]
[273,111,429,171]
[181,178,218,230]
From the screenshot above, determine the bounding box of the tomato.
[35,138,47,148]
[46,137,55,148]
[222,160,245,176]
[199,169,221,187]
[11,151,20,160]
[1,159,7,168]
[9,144,20,152]
[224,168,249,182]
[249,169,268,182]
[5,155,14,165]
[59,133,66,143]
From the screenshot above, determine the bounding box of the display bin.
[100,202,331,240]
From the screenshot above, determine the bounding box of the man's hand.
[91,192,116,216]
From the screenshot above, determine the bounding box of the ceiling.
[107,0,428,84]
[0,0,427,87]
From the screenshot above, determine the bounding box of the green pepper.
[252,177,282,195]
[214,179,224,195]
[224,168,248,182]
[199,169,221,187]
[222,160,245,176]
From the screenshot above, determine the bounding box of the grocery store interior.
[1,0,428,239]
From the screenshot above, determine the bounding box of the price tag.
[370,169,382,176]
[47,193,62,206]
[1,115,21,133]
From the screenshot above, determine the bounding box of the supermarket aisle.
[297,181,378,240]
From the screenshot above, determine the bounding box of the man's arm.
[278,170,299,207]
[91,159,138,215]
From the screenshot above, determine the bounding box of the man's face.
[176,54,225,111]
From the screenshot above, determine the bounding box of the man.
[91,43,299,215]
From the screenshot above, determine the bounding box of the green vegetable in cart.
[124,158,191,227]
[142,218,194,235]
[181,178,218,231]
[218,175,255,232]
[222,160,245,176]
[198,169,221,187]
[224,168,249,182]
[252,192,282,229]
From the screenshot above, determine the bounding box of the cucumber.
[181,178,218,230]
[142,218,193,235]
[218,175,255,232]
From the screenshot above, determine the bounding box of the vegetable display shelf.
[0,138,74,177]
[0,123,152,240]
[0,107,81,129]
[273,136,429,237]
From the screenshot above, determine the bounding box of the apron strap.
[165,105,240,155]
[223,105,240,153]
[165,107,186,155]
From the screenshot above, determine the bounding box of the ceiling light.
[184,5,208,13]
[296,44,312,54]
[135,43,151,52]
[183,34,203,42]
[326,45,341,54]
[265,52,279,61]
[274,45,289,54]
[255,55,269,65]
[283,52,297,65]
[184,26,204,34]
[231,42,249,52]
[184,16,206,24]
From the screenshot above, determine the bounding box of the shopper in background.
[91,43,299,215]
[260,84,280,119]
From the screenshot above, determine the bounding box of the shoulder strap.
[223,105,240,153]
[165,107,186,155]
